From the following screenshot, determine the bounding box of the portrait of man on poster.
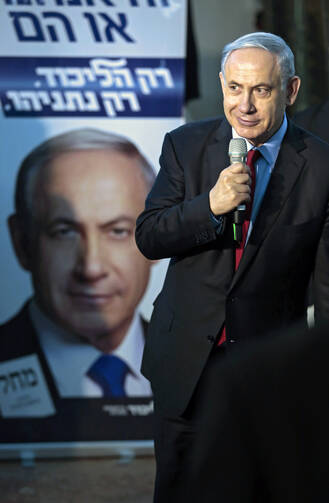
[0,128,156,410]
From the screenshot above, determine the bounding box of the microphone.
[228,138,248,243]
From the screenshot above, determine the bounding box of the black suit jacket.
[187,323,329,503]
[135,116,329,416]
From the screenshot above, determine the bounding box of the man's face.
[25,149,152,351]
[220,47,300,146]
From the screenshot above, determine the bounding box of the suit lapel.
[229,121,307,292]
[205,118,232,188]
[21,303,61,401]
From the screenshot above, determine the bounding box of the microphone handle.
[233,219,243,243]
[233,205,246,224]
[233,205,245,243]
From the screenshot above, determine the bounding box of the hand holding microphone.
[209,138,251,222]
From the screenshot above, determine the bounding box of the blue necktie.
[87,355,130,397]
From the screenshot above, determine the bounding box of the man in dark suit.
[135,32,329,501]
[1,128,155,410]
[187,322,329,503]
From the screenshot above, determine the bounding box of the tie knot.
[87,354,130,397]
[246,148,261,167]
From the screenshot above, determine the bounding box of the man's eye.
[109,228,131,239]
[50,226,77,238]
[229,85,239,92]
[255,87,270,96]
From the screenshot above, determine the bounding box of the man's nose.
[238,91,255,114]
[74,235,107,281]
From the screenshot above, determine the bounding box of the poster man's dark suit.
[136,116,329,419]
[0,303,152,443]
[187,323,329,503]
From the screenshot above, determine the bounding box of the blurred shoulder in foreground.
[188,322,329,503]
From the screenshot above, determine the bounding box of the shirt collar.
[111,311,145,377]
[232,113,288,167]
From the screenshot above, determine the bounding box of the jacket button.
[229,338,236,343]
[207,335,215,343]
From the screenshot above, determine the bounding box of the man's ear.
[7,214,32,271]
[286,76,301,106]
[219,72,226,93]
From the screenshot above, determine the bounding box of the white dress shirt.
[29,300,152,398]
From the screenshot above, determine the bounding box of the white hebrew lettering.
[135,67,174,94]
[101,91,140,116]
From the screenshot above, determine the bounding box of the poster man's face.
[19,149,152,351]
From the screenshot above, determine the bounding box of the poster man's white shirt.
[30,300,152,397]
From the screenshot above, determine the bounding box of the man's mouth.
[69,292,117,306]
[237,117,260,127]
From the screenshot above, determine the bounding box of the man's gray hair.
[221,32,296,88]
[15,128,156,230]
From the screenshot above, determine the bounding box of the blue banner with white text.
[0,56,184,117]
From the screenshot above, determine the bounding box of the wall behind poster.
[0,0,186,454]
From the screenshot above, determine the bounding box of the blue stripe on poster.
[0,56,185,117]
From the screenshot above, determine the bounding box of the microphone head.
[229,138,247,157]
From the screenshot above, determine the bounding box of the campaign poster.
[0,0,186,456]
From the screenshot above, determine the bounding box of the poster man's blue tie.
[87,355,129,397]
